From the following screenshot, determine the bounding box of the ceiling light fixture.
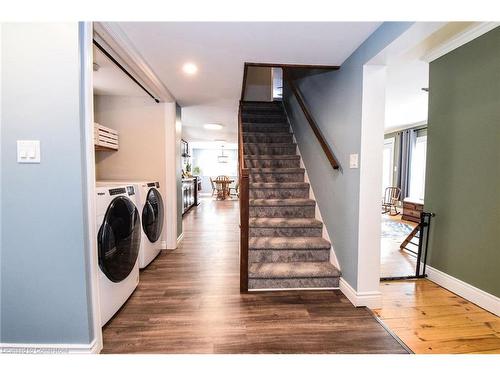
[218,145,229,163]
[182,62,198,75]
[203,123,223,130]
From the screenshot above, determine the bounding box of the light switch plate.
[17,140,41,163]
[349,153,359,169]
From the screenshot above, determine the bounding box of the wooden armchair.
[382,187,401,216]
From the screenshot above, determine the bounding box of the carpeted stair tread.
[250,182,309,189]
[243,132,291,136]
[249,237,330,250]
[249,198,316,207]
[249,262,340,279]
[245,155,300,160]
[248,167,304,173]
[249,217,323,228]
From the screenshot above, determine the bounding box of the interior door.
[98,196,141,282]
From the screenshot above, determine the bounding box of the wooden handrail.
[283,68,341,170]
[238,98,249,293]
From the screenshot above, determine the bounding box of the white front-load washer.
[95,183,141,326]
[97,181,164,269]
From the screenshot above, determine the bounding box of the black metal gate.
[380,212,435,281]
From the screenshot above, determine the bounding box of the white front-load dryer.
[96,183,141,326]
[97,181,164,269]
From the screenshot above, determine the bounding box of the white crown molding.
[426,266,500,317]
[339,277,382,309]
[93,22,175,103]
[422,22,500,63]
[1,339,101,354]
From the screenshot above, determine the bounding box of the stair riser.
[242,115,287,123]
[249,249,330,263]
[248,277,339,289]
[245,159,301,168]
[249,188,309,199]
[243,124,289,133]
[243,109,284,116]
[249,205,315,218]
[244,144,296,155]
[250,173,304,183]
[243,134,293,143]
[242,103,282,109]
[249,227,323,237]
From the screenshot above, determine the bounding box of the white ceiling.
[93,46,148,97]
[385,59,429,132]
[116,22,382,141]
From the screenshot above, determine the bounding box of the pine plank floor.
[374,280,500,354]
[380,214,417,278]
[101,198,407,354]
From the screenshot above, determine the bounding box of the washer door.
[142,188,164,243]
[98,196,141,282]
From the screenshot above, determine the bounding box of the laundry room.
[91,33,182,327]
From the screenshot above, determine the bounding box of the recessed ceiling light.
[182,62,198,75]
[204,123,223,130]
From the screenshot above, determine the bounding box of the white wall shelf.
[94,122,119,151]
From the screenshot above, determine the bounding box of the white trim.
[357,64,386,297]
[164,102,179,250]
[176,232,184,245]
[422,22,500,62]
[1,339,100,354]
[385,120,427,135]
[93,22,174,102]
[426,266,500,317]
[339,277,382,309]
[79,21,103,354]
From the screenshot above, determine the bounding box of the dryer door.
[98,196,141,282]
[142,188,164,243]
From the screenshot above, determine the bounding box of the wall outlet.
[349,153,359,169]
[17,140,41,163]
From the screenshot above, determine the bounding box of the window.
[409,135,427,200]
[382,138,395,197]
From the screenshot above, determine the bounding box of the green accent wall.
[426,27,500,297]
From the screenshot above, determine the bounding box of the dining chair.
[209,177,217,197]
[229,180,239,197]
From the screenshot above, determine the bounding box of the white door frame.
[80,21,103,353]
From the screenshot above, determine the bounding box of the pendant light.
[218,145,228,163]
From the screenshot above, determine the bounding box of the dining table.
[214,177,234,200]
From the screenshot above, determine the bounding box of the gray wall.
[425,27,500,297]
[1,23,94,343]
[244,66,272,101]
[283,22,413,288]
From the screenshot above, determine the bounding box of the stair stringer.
[287,121,341,272]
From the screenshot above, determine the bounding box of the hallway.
[102,198,407,353]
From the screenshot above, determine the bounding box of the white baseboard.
[426,266,499,316]
[177,232,184,246]
[160,240,167,249]
[339,277,382,309]
[0,338,101,354]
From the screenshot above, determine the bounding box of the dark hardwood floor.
[102,197,407,354]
